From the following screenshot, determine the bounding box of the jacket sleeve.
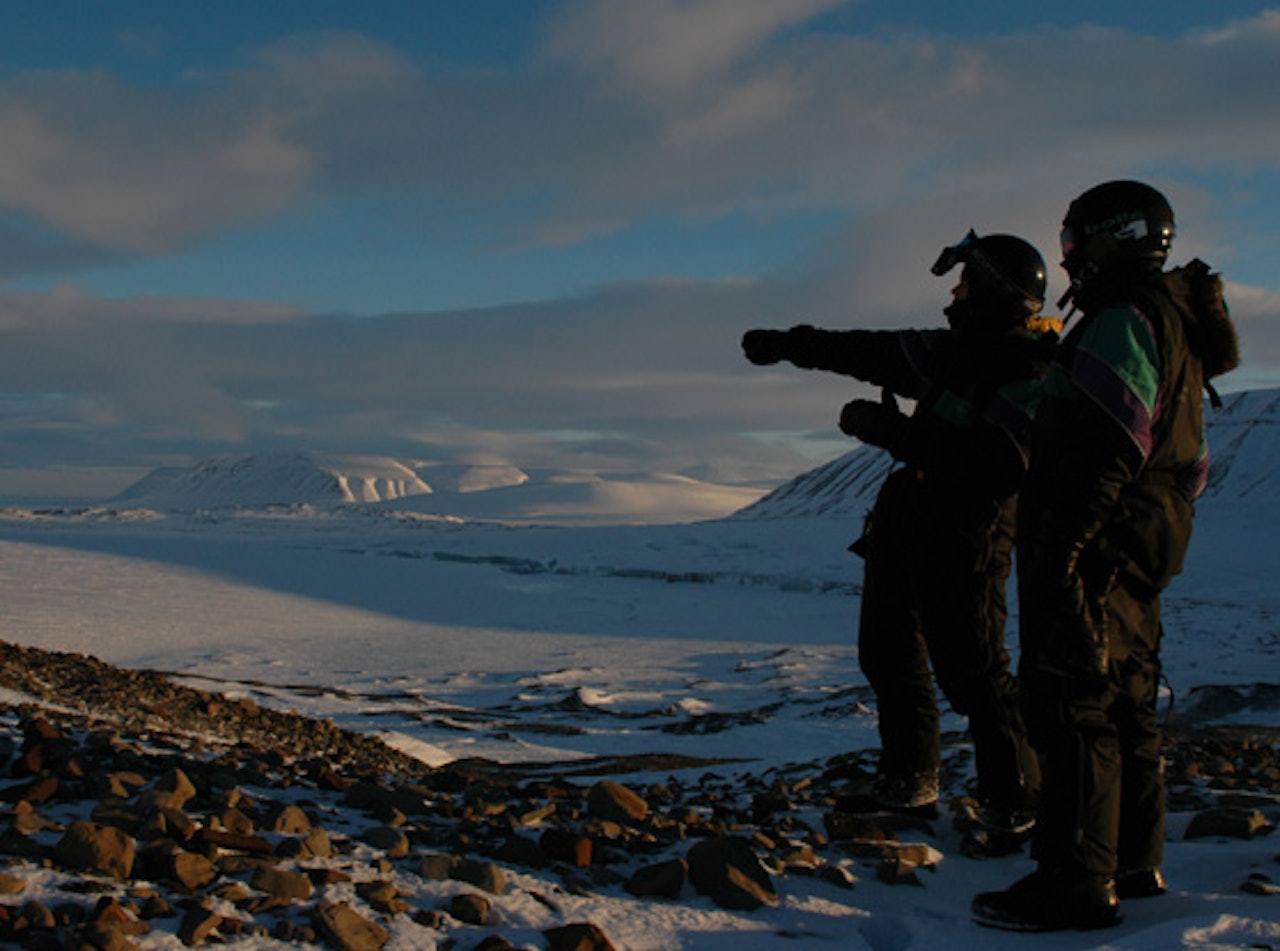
[786,326,933,399]
[1031,305,1158,559]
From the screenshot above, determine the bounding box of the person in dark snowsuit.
[742,232,1055,837]
[973,180,1238,932]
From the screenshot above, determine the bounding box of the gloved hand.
[741,329,790,365]
[838,391,905,449]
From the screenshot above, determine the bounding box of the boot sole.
[833,793,938,820]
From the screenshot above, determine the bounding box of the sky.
[2,0,1280,502]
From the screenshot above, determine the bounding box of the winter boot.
[1116,866,1166,899]
[972,867,1120,932]
[835,771,939,820]
[955,800,1036,858]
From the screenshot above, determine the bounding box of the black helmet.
[932,230,1047,319]
[1060,180,1175,281]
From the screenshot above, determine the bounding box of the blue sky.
[2,1,1279,499]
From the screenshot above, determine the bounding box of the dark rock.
[250,866,314,901]
[54,821,136,879]
[449,891,491,925]
[418,852,459,880]
[177,906,223,947]
[89,896,150,936]
[624,858,687,899]
[195,827,274,854]
[541,827,594,867]
[360,825,410,858]
[544,921,618,951]
[493,833,551,869]
[452,858,508,895]
[587,780,648,824]
[1185,807,1275,840]
[687,835,777,910]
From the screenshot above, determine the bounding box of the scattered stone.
[541,827,593,867]
[833,839,943,869]
[818,864,858,889]
[418,853,459,881]
[544,921,618,951]
[250,866,314,901]
[624,858,687,899]
[1241,872,1280,896]
[270,804,312,834]
[687,836,778,910]
[1185,806,1275,839]
[449,891,492,925]
[452,858,508,895]
[177,906,223,946]
[0,640,1276,951]
[360,825,410,859]
[90,895,150,936]
[312,901,389,951]
[54,821,136,879]
[81,921,143,950]
[587,780,648,824]
[494,834,551,869]
[822,811,888,842]
[196,827,274,854]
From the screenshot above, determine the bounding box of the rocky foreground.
[0,639,1277,950]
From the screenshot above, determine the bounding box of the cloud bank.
[1,2,1277,496]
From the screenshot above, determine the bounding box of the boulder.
[54,821,135,879]
[687,836,777,910]
[544,921,618,951]
[312,902,389,951]
[624,858,687,899]
[587,781,648,824]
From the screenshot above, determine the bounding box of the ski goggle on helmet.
[931,230,1047,314]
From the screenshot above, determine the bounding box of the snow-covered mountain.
[113,450,764,524]
[115,452,439,507]
[736,387,1280,521]
[107,388,1279,525]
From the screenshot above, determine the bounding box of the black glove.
[838,391,905,449]
[741,329,790,365]
[742,324,825,367]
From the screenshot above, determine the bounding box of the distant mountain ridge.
[112,451,762,524]
[115,452,525,508]
[734,387,1280,521]
[109,388,1277,524]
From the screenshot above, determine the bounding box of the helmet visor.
[1059,226,1078,262]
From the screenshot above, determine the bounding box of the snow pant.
[857,472,1040,812]
[1018,569,1166,878]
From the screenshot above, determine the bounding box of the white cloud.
[1,3,1279,489]
[543,0,845,100]
[0,82,310,253]
[3,7,1279,256]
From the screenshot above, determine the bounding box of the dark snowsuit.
[790,324,1050,813]
[1017,269,1209,879]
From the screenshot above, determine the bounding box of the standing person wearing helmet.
[741,232,1055,846]
[973,181,1236,931]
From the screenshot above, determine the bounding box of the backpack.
[1164,258,1240,407]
